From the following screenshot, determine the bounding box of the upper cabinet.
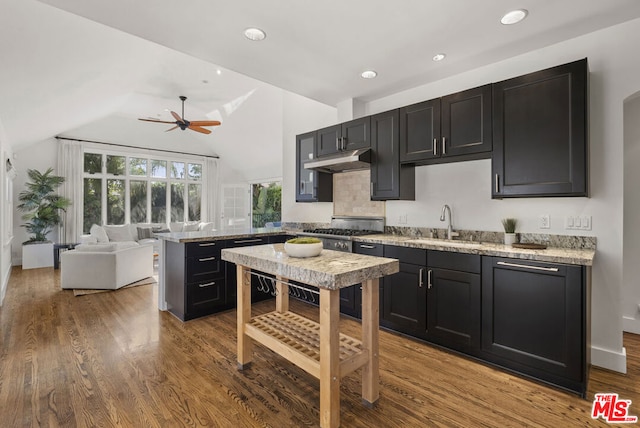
[317,117,371,157]
[492,59,588,198]
[400,85,492,164]
[295,131,333,202]
[370,110,415,200]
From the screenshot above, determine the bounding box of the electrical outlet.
[539,214,550,229]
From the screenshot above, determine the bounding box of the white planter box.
[22,242,54,269]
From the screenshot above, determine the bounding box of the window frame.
[81,147,207,231]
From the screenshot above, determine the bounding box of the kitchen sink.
[405,238,482,249]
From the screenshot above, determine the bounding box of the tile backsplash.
[333,170,385,217]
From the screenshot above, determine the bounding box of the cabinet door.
[481,257,585,386]
[224,237,274,304]
[317,124,341,157]
[441,84,492,157]
[342,117,371,151]
[296,132,332,202]
[492,59,588,198]
[382,262,427,339]
[427,267,480,352]
[371,109,415,200]
[351,242,384,320]
[400,99,440,163]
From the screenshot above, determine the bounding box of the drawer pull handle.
[360,244,375,249]
[234,239,263,244]
[198,242,216,247]
[199,281,216,288]
[497,261,559,272]
[199,256,216,262]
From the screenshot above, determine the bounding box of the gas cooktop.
[302,228,380,237]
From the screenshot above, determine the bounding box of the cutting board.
[511,243,547,250]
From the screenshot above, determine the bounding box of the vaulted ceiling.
[2,0,640,173]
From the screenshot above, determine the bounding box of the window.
[82,151,205,232]
[251,181,281,228]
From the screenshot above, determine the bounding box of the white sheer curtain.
[57,140,84,243]
[204,157,219,230]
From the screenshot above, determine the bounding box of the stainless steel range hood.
[303,148,371,173]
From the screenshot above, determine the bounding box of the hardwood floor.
[1,266,638,427]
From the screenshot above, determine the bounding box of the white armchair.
[61,244,154,290]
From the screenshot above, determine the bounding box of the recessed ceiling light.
[361,70,377,79]
[501,9,528,25]
[244,27,266,41]
[216,69,222,75]
[432,53,446,62]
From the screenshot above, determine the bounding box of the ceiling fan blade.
[165,125,179,132]
[188,125,212,134]
[138,118,176,124]
[189,120,221,126]
[170,111,185,123]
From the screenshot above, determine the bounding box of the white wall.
[362,18,640,372]
[623,93,640,334]
[0,116,13,305]
[282,91,337,223]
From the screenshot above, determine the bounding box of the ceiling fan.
[138,96,221,134]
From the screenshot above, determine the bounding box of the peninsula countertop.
[221,243,399,290]
[154,227,288,243]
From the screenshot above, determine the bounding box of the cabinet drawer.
[186,256,222,283]
[384,245,426,265]
[187,276,226,314]
[353,242,384,257]
[186,241,221,258]
[428,250,480,273]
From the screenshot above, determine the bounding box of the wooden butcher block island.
[222,244,399,428]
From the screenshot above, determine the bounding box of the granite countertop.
[221,244,399,290]
[353,234,595,266]
[155,227,288,243]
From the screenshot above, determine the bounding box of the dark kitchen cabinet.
[426,251,481,354]
[165,240,226,321]
[316,117,371,157]
[492,58,588,198]
[343,241,385,319]
[482,256,588,395]
[370,109,415,200]
[381,245,427,338]
[400,85,492,165]
[224,237,274,304]
[296,131,332,202]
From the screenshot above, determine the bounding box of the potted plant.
[18,168,71,269]
[501,218,518,245]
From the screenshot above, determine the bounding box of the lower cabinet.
[165,240,226,321]
[426,251,481,354]
[382,245,427,338]
[345,242,385,319]
[224,236,274,304]
[481,257,588,395]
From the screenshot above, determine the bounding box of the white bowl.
[284,242,323,258]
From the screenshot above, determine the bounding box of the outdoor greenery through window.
[251,181,281,228]
[82,151,204,233]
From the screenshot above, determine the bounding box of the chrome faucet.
[440,204,459,240]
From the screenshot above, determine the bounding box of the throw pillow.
[183,222,200,232]
[137,227,154,240]
[152,227,170,233]
[103,224,136,242]
[90,224,109,243]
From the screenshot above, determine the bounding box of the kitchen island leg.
[319,288,340,428]
[361,278,380,406]
[237,265,252,370]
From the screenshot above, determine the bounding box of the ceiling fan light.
[501,9,528,25]
[244,27,266,41]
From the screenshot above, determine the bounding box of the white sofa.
[61,243,154,290]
